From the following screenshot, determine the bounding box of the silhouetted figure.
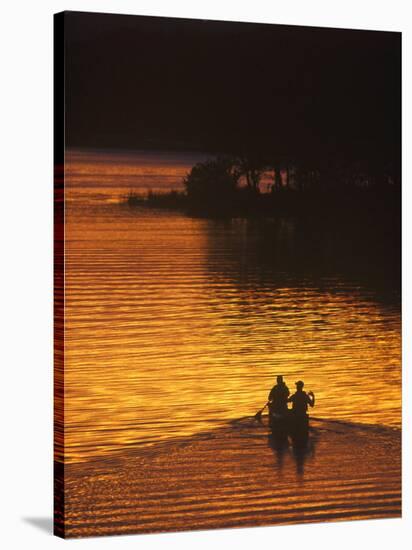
[288,380,315,448]
[288,380,315,415]
[268,375,290,437]
[268,375,290,415]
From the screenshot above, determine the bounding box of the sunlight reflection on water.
[64,152,400,463]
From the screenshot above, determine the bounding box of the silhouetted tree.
[184,157,240,205]
[273,165,282,191]
[234,154,265,194]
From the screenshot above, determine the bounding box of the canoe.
[269,411,310,439]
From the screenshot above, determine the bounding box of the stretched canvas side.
[53,11,65,539]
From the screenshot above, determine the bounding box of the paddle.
[254,402,268,421]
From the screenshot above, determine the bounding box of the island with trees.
[126,150,400,229]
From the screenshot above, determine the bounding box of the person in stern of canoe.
[268,375,290,417]
[288,380,315,417]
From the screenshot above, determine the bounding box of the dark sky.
[62,11,400,166]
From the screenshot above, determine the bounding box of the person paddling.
[288,380,315,417]
[268,375,290,416]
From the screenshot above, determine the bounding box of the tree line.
[183,153,400,205]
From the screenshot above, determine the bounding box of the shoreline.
[125,186,400,220]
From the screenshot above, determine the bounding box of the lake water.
[64,149,401,464]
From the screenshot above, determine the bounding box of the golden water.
[64,151,401,464]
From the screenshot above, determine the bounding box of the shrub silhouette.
[184,157,239,207]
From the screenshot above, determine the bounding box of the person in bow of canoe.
[268,375,290,416]
[288,380,315,416]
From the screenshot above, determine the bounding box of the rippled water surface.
[64,151,401,463]
[63,419,401,537]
